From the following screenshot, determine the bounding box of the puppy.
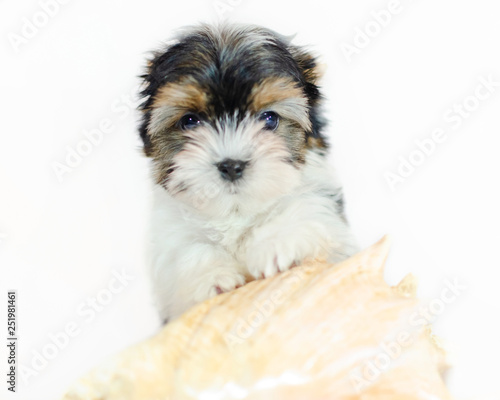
[138,24,358,322]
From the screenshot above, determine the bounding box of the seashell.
[62,236,451,400]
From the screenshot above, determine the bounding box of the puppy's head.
[139,24,327,216]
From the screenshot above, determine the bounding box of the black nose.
[217,159,247,182]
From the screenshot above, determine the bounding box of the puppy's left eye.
[259,111,279,131]
[179,114,201,130]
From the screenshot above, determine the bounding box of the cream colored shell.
[62,236,451,400]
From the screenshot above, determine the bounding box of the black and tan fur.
[138,24,327,186]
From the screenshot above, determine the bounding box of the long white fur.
[147,117,358,321]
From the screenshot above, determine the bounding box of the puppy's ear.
[288,46,328,150]
[290,47,324,87]
[138,56,159,156]
[138,42,178,156]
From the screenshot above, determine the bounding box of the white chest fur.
[148,152,357,321]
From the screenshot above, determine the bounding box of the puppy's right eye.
[179,114,201,130]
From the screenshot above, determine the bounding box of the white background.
[1,0,499,399]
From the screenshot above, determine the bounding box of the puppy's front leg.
[245,195,356,279]
[153,243,246,321]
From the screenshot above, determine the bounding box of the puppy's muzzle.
[217,159,247,182]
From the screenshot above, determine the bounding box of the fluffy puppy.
[138,24,358,322]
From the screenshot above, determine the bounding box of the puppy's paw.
[193,267,246,302]
[246,240,298,280]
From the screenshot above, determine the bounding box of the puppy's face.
[139,25,327,216]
